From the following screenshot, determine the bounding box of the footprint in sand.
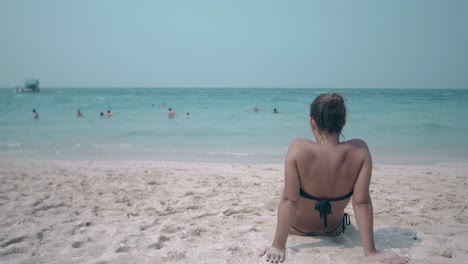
[0,246,28,256]
[161,225,178,233]
[0,235,28,248]
[115,241,130,253]
[162,250,186,261]
[115,245,129,253]
[189,227,203,237]
[71,236,91,248]
[148,235,170,250]
[36,232,44,241]
[437,248,454,259]
[71,241,84,248]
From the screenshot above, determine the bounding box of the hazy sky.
[1,0,467,88]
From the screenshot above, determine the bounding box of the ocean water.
[0,88,467,164]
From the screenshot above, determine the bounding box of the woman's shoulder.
[287,138,315,153]
[289,138,315,147]
[342,138,369,149]
[341,139,371,160]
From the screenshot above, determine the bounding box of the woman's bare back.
[290,138,368,233]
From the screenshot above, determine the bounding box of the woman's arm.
[260,141,301,263]
[352,142,409,264]
[272,141,301,249]
[351,144,376,256]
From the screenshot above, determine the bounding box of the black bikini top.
[300,188,353,228]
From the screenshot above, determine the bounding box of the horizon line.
[1,86,467,90]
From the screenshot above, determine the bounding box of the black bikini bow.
[314,199,332,228]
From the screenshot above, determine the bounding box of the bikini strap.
[325,191,354,202]
[299,188,353,202]
[341,213,351,234]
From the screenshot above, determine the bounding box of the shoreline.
[1,160,467,263]
[1,151,467,165]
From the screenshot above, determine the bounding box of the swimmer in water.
[77,110,83,117]
[32,109,39,120]
[167,108,176,119]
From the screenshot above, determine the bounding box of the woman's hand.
[259,246,285,263]
[369,250,410,264]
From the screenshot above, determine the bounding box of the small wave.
[419,122,454,131]
[207,151,255,157]
[0,142,21,148]
[90,143,134,149]
[0,149,38,155]
[314,91,328,94]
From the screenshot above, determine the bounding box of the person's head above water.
[309,93,346,136]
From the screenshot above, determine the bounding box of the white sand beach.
[0,160,467,264]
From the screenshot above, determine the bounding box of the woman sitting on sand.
[260,93,409,263]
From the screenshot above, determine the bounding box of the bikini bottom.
[290,213,350,237]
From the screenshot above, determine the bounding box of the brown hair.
[310,93,346,134]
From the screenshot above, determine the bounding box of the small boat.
[15,79,40,93]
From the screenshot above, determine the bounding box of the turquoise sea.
[0,88,467,164]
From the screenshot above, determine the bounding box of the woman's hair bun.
[327,93,343,108]
[309,93,347,134]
